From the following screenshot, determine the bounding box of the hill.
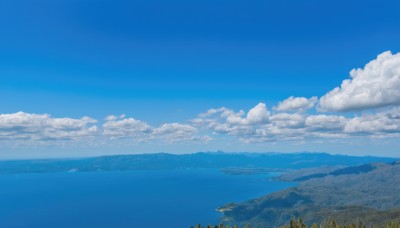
[219,161,400,227]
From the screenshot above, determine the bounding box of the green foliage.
[318,219,366,228]
[284,218,307,228]
[190,223,249,228]
[385,221,400,228]
[191,219,400,228]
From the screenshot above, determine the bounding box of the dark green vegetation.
[219,161,400,228]
[282,218,400,228]
[192,218,400,228]
[191,224,247,228]
[0,152,395,174]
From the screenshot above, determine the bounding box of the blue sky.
[1,0,400,158]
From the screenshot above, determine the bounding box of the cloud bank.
[0,112,97,141]
[2,51,400,147]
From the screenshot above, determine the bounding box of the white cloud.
[102,117,152,140]
[319,51,400,112]
[274,96,318,112]
[194,104,400,142]
[192,104,270,142]
[226,103,270,125]
[344,108,400,135]
[251,126,307,142]
[6,51,400,151]
[152,123,198,142]
[102,116,211,143]
[0,112,97,141]
[194,104,307,142]
[104,115,117,121]
[153,123,195,135]
[305,115,347,131]
[270,113,305,129]
[2,108,400,147]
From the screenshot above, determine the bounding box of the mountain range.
[0,152,395,174]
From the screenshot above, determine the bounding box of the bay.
[0,169,294,228]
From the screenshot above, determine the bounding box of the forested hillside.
[219,161,400,227]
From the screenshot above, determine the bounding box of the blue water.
[0,169,294,228]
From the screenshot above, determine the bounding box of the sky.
[1,0,400,159]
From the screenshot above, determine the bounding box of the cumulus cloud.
[102,116,152,140]
[5,50,400,149]
[2,107,400,147]
[270,113,305,129]
[152,123,198,142]
[319,51,400,112]
[193,101,400,143]
[104,114,125,122]
[0,112,97,141]
[227,103,270,125]
[102,115,210,143]
[96,51,400,144]
[344,108,400,135]
[0,112,212,144]
[305,115,347,131]
[194,104,309,142]
[274,96,318,112]
[193,103,270,137]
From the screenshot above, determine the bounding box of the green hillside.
[219,161,400,227]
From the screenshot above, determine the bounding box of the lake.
[0,169,294,228]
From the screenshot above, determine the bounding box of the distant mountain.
[219,160,400,227]
[0,152,395,174]
[277,162,386,182]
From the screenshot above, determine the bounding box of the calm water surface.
[0,169,294,228]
